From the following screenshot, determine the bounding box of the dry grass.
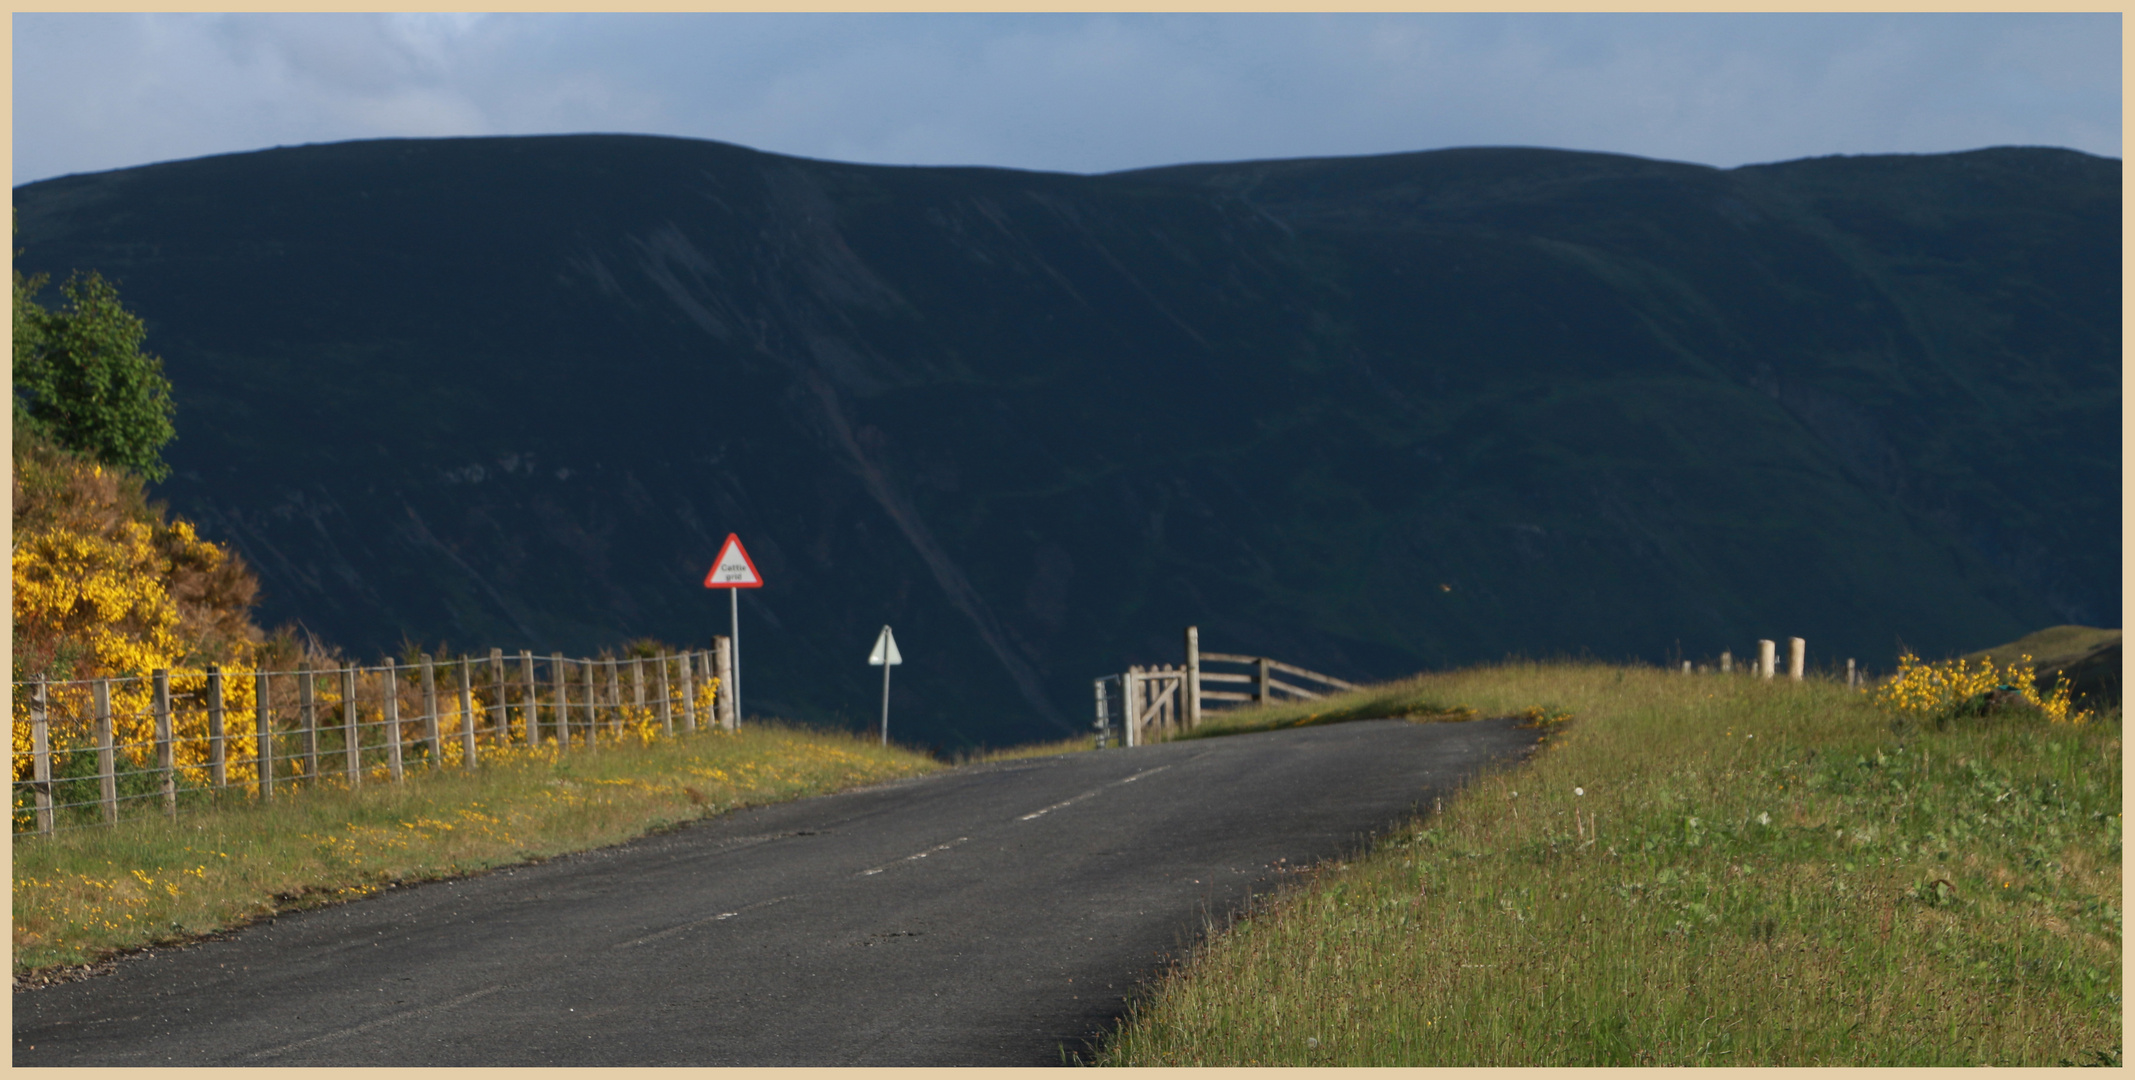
[953,734,1099,765]
[1100,662,2121,1066]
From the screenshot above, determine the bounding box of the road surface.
[14,716,1537,1066]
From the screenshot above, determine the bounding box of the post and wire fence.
[10,639,739,838]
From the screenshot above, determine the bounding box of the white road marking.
[614,894,798,949]
[248,984,503,1059]
[857,837,971,877]
[1019,764,1173,821]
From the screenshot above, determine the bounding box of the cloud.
[12,13,2120,186]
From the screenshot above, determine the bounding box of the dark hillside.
[12,136,2118,747]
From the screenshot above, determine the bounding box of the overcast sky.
[12,13,2121,187]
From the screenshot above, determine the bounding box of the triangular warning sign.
[868,625,902,666]
[704,534,763,588]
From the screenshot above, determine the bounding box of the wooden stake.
[459,657,479,769]
[1093,677,1110,749]
[383,660,405,783]
[607,658,622,737]
[154,669,175,818]
[657,653,674,735]
[1721,650,1732,674]
[343,666,361,787]
[1256,656,1272,707]
[299,660,319,783]
[30,677,52,835]
[551,653,569,751]
[1184,626,1203,730]
[583,659,599,750]
[256,670,274,800]
[1758,639,1776,681]
[1120,669,1134,748]
[1848,657,1858,688]
[521,651,538,746]
[680,650,698,734]
[421,655,441,768]
[206,664,227,789]
[1788,637,1806,682]
[95,679,117,825]
[489,647,507,741]
[632,657,648,735]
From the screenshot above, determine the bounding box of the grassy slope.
[1963,624,2122,706]
[1101,664,2121,1066]
[12,724,942,980]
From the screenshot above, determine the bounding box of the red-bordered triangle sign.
[704,534,763,588]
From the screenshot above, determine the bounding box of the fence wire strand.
[14,649,727,837]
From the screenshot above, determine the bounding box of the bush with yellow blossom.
[1870,650,2088,726]
[12,433,265,800]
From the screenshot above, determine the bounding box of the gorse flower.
[1871,653,2087,725]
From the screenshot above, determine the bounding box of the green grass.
[954,734,1100,764]
[1100,662,2121,1066]
[13,723,942,980]
[1183,679,1481,738]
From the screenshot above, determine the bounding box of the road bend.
[14,716,1538,1066]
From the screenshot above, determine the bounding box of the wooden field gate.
[1094,626,1361,747]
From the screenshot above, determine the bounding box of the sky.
[11,13,2122,187]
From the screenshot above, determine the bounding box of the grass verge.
[1099,662,2121,1066]
[13,722,941,981]
[1181,676,1478,738]
[955,734,1099,764]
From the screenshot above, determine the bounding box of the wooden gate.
[1094,627,1363,746]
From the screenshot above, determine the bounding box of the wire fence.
[11,644,734,838]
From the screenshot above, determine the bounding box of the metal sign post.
[868,625,902,746]
[703,533,764,723]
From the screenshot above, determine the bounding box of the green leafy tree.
[13,264,177,480]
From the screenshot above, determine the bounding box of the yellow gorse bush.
[13,501,262,784]
[1870,651,2087,725]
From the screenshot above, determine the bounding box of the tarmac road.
[13,716,1538,1066]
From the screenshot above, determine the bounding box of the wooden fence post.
[584,660,601,750]
[551,653,569,751]
[489,648,507,742]
[383,660,405,783]
[520,651,538,746]
[206,664,227,790]
[94,679,117,825]
[1093,677,1110,749]
[1124,667,1141,747]
[299,660,319,784]
[1758,640,1776,681]
[606,658,622,737]
[1184,626,1202,730]
[1848,657,1858,688]
[256,670,274,801]
[1788,637,1806,682]
[154,669,176,819]
[30,677,52,835]
[632,658,648,735]
[657,654,674,735]
[342,666,361,787]
[1119,669,1133,748]
[1721,650,1732,674]
[421,656,441,768]
[458,658,478,769]
[679,650,699,733]
[1256,657,1272,707]
[714,637,736,731]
